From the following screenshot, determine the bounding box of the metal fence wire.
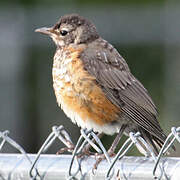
[0,126,180,180]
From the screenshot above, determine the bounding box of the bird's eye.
[60,30,68,36]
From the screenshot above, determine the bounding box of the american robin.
[35,14,172,157]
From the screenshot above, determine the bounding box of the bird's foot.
[56,142,74,154]
[93,149,115,171]
[76,145,95,159]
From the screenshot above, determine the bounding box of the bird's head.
[35,14,99,47]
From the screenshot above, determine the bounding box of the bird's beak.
[35,27,54,36]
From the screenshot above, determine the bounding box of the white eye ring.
[60,30,68,36]
[59,28,69,36]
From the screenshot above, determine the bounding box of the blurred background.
[0,0,179,156]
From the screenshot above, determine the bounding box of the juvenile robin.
[35,14,171,158]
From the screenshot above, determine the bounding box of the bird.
[35,14,173,159]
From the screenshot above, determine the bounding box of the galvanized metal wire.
[153,127,180,179]
[29,125,74,179]
[0,130,39,179]
[0,126,179,180]
[68,129,114,179]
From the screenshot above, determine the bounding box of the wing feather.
[80,40,166,141]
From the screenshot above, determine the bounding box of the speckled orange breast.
[52,46,120,130]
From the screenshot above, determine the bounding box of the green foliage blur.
[2,0,165,6]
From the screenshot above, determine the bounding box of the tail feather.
[136,128,175,156]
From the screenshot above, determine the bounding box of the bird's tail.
[135,128,175,156]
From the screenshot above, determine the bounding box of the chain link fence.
[0,126,180,180]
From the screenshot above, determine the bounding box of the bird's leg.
[108,125,127,155]
[93,125,126,170]
[77,132,103,158]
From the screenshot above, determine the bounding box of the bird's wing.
[80,40,166,141]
